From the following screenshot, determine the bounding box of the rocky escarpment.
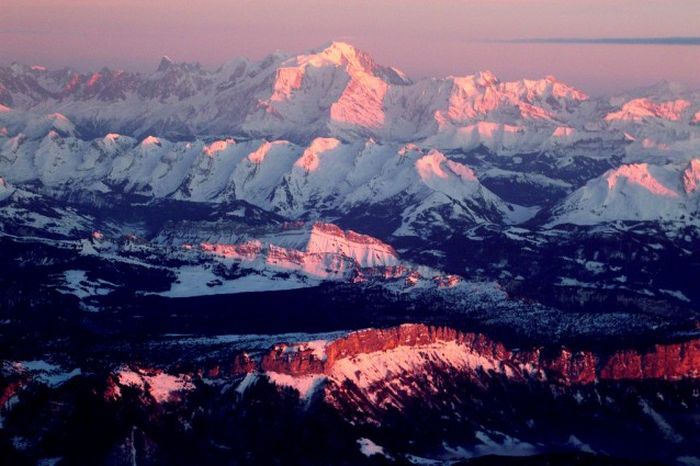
[195,222,404,281]
[3,325,699,465]
[202,324,700,463]
[246,323,700,384]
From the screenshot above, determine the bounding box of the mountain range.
[1,42,699,465]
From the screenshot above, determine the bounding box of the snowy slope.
[0,131,517,233]
[1,42,699,232]
[548,159,700,226]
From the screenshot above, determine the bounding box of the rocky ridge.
[230,323,700,384]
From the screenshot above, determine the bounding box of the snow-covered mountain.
[2,41,700,466]
[549,159,700,226]
[4,41,695,154]
[1,41,699,307]
[1,42,699,314]
[1,41,698,206]
[153,221,413,296]
[0,130,522,238]
[0,42,698,216]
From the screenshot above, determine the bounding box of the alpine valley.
[0,42,699,466]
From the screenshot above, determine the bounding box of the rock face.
[248,324,700,384]
[304,223,399,268]
[600,342,700,380]
[183,323,698,463]
[238,323,700,445]
[197,222,401,281]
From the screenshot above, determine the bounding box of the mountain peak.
[299,41,368,70]
[325,40,357,51]
[477,70,499,85]
[298,41,411,85]
[320,41,361,57]
[605,97,691,122]
[157,55,174,72]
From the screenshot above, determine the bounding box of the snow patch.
[357,438,387,458]
[158,265,314,297]
[117,368,194,403]
[265,372,326,399]
[16,360,81,387]
[235,372,259,395]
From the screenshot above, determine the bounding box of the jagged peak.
[217,56,252,75]
[510,75,588,101]
[152,56,203,76]
[477,70,499,85]
[312,40,373,64]
[98,133,132,151]
[448,70,500,89]
[157,55,174,72]
[258,50,291,71]
[446,71,585,103]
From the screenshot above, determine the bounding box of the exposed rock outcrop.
[248,323,700,384]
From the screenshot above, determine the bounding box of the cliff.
[245,324,700,384]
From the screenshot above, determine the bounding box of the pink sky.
[1,0,699,94]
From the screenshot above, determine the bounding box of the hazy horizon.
[2,0,699,95]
